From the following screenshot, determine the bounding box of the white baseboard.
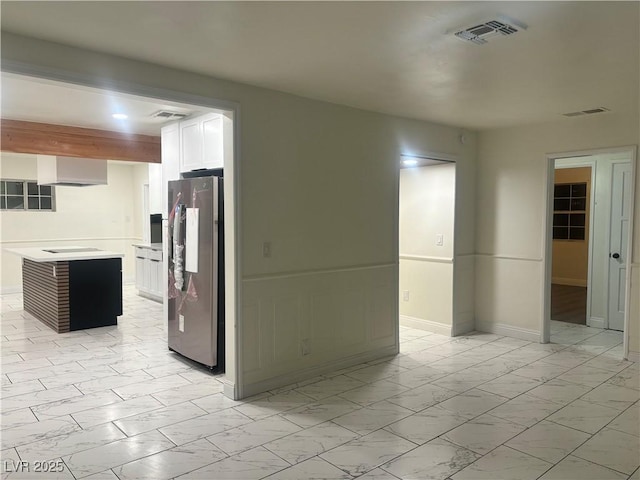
[476,321,540,342]
[0,286,22,295]
[400,315,451,336]
[136,290,163,303]
[217,376,237,400]
[240,344,398,399]
[552,277,587,287]
[627,351,640,363]
[588,316,605,329]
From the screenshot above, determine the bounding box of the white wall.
[399,163,456,334]
[0,152,148,291]
[476,113,639,353]
[0,33,477,397]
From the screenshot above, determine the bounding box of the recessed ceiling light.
[112,113,128,120]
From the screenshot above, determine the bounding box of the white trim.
[393,154,401,360]
[546,145,638,161]
[243,262,396,282]
[551,277,587,287]
[216,376,237,401]
[475,253,542,262]
[621,151,637,361]
[627,351,640,363]
[399,314,451,336]
[241,345,398,399]
[588,316,606,329]
[399,149,458,164]
[476,321,541,342]
[542,156,555,344]
[399,254,453,264]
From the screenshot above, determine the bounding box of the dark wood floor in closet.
[551,283,587,325]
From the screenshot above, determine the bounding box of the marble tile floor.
[1,287,638,479]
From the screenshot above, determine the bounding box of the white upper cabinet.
[179,117,202,172]
[161,122,180,217]
[179,113,223,173]
[148,163,163,214]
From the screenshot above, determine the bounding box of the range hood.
[37,155,108,186]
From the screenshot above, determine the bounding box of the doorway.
[397,155,456,338]
[550,163,593,326]
[544,147,636,359]
[1,70,241,397]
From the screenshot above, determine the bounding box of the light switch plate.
[262,241,272,258]
[436,234,444,246]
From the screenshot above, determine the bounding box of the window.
[0,180,55,211]
[553,182,586,240]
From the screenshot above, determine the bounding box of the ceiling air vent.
[562,107,610,117]
[151,110,189,120]
[454,17,526,45]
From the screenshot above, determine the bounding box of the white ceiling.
[1,74,206,136]
[1,1,638,130]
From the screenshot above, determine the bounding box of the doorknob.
[611,253,620,259]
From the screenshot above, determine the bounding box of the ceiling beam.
[0,119,161,163]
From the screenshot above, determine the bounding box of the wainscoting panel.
[370,282,395,341]
[273,295,301,363]
[241,264,397,393]
[399,258,453,330]
[242,302,262,374]
[338,289,366,349]
[453,254,475,336]
[475,255,544,334]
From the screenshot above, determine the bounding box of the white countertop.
[132,243,163,251]
[5,246,124,262]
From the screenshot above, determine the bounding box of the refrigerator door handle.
[173,203,186,290]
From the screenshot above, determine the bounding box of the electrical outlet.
[436,234,444,246]
[301,338,310,356]
[402,290,410,301]
[262,241,271,258]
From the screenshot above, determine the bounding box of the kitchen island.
[5,247,124,333]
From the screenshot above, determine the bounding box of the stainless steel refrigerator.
[167,175,224,370]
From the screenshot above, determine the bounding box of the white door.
[608,162,632,331]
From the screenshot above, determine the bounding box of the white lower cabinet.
[134,246,163,302]
[135,254,145,291]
